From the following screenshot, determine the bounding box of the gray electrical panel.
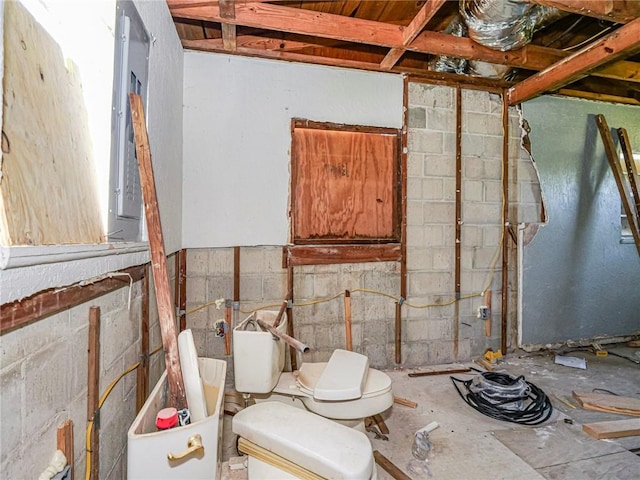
[108,1,149,241]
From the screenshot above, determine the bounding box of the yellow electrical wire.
[85,344,163,480]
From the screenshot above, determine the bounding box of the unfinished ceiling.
[168,1,640,105]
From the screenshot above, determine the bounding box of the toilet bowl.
[233,310,393,423]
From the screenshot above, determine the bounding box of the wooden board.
[583,419,640,439]
[291,120,400,243]
[573,391,640,416]
[0,1,102,245]
[130,93,187,410]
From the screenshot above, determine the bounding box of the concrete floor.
[220,345,640,479]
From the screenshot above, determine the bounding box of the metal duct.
[460,0,565,51]
[428,16,469,74]
[431,0,566,77]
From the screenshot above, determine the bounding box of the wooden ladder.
[595,114,640,258]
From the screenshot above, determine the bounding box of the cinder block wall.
[186,86,542,372]
[0,271,166,480]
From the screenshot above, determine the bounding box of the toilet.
[232,310,393,427]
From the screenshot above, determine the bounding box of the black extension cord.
[451,372,553,425]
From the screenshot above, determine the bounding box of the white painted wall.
[135,0,183,254]
[182,53,404,247]
[0,1,183,303]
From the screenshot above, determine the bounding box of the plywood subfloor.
[220,347,640,479]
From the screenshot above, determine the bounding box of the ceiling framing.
[168,1,640,105]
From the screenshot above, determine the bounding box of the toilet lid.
[297,351,392,400]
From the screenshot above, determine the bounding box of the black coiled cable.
[451,372,553,425]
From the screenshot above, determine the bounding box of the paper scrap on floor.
[554,355,587,369]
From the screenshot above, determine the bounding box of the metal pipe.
[256,318,310,354]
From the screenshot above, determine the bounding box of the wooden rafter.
[507,18,640,105]
[380,0,447,70]
[172,0,640,87]
[182,38,510,90]
[525,0,640,24]
[170,1,404,47]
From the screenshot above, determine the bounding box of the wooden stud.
[1,264,145,334]
[286,266,297,371]
[454,86,462,359]
[484,289,492,337]
[177,249,187,332]
[57,419,74,480]
[87,307,100,480]
[507,18,640,105]
[224,305,232,356]
[136,268,150,412]
[233,246,241,302]
[344,290,352,351]
[501,92,510,355]
[129,93,187,410]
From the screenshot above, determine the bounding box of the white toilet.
[232,310,389,479]
[232,310,393,427]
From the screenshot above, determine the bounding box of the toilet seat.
[273,355,393,420]
[299,349,369,401]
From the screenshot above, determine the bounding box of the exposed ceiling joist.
[170,2,404,47]
[169,0,640,105]
[219,0,236,51]
[508,16,640,104]
[525,0,640,24]
[380,0,447,70]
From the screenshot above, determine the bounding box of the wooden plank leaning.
[595,114,640,257]
[129,93,187,410]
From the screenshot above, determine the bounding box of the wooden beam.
[380,0,447,70]
[177,249,187,331]
[1,264,146,334]
[508,18,640,105]
[594,60,640,84]
[87,307,100,480]
[129,93,187,410]
[171,2,404,47]
[173,2,570,72]
[525,0,640,24]
[219,0,236,51]
[285,244,401,267]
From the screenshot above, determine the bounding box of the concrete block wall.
[0,269,166,480]
[186,85,543,373]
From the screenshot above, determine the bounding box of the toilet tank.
[233,310,288,394]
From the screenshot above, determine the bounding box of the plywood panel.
[0,1,102,246]
[292,123,399,243]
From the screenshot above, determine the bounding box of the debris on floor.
[554,355,587,369]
